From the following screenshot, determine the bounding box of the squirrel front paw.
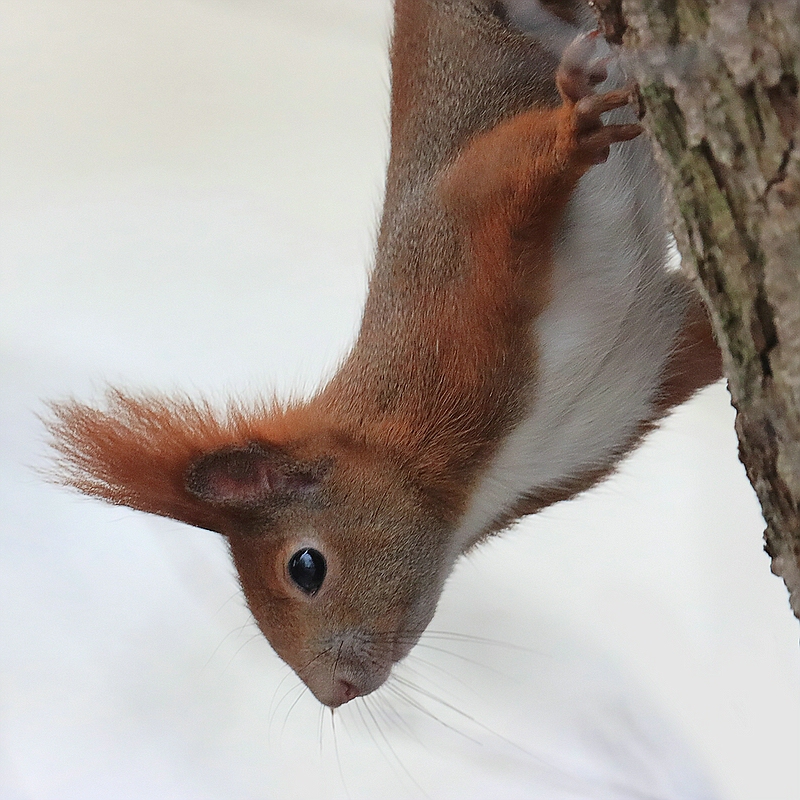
[556,31,642,165]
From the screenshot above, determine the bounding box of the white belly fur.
[453,133,688,552]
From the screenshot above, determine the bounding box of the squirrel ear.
[185,442,320,508]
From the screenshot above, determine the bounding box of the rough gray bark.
[594,0,800,619]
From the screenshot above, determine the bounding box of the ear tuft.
[43,389,326,534]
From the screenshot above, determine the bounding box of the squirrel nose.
[330,679,359,707]
[297,642,393,707]
[303,674,363,707]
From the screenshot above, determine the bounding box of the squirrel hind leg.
[656,291,724,413]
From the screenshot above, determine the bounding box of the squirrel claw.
[557,33,641,163]
[557,31,611,103]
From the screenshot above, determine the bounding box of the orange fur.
[46,1,721,707]
[46,391,337,533]
[655,292,723,412]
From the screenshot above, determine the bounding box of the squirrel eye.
[287,548,326,595]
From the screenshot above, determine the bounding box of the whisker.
[332,640,344,698]
[220,632,262,676]
[369,627,548,661]
[353,700,396,782]
[278,682,308,737]
[296,645,335,677]
[200,620,254,673]
[336,705,357,749]
[410,642,508,674]
[391,673,675,800]
[392,674,541,760]
[383,683,483,746]
[410,653,478,694]
[267,664,297,738]
[368,629,545,669]
[421,630,546,654]
[353,699,376,753]
[371,690,425,746]
[362,695,431,799]
[398,657,474,696]
[330,708,353,800]
[268,646,337,738]
[211,589,244,619]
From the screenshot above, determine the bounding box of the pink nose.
[329,679,359,707]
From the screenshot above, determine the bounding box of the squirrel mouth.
[297,629,409,707]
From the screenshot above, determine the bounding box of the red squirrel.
[47,0,721,708]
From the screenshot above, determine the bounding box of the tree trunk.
[594,0,800,620]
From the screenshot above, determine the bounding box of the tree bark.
[594,0,800,620]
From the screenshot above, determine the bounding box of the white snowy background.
[1,2,798,798]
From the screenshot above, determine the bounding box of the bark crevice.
[595,0,800,620]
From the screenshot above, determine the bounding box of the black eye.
[288,548,327,595]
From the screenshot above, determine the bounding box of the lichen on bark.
[595,0,800,618]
